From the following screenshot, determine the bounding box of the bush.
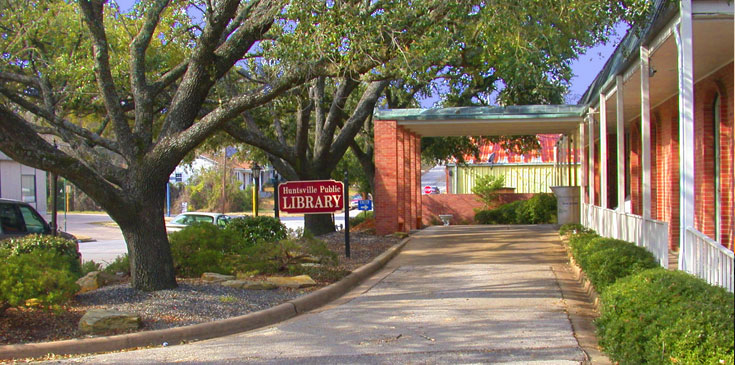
[350,211,374,227]
[169,223,240,277]
[0,249,79,312]
[81,260,103,275]
[235,234,338,275]
[226,216,287,246]
[0,234,82,277]
[471,174,505,208]
[567,231,600,268]
[474,194,556,224]
[597,269,734,365]
[103,254,130,276]
[559,223,594,236]
[582,238,659,292]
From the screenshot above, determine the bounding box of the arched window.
[713,93,721,243]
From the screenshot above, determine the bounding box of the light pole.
[251,163,261,217]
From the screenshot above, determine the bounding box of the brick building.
[373,0,733,279]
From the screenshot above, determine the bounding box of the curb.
[0,237,412,361]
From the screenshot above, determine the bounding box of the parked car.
[166,212,231,233]
[0,198,77,242]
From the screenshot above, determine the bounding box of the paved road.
[421,165,447,193]
[63,225,596,364]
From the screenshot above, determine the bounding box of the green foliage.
[558,223,594,236]
[226,216,287,246]
[0,234,82,277]
[187,168,253,212]
[81,260,103,275]
[597,269,734,365]
[350,211,374,227]
[169,223,240,277]
[474,194,556,224]
[581,238,659,292]
[103,254,130,276]
[235,234,338,275]
[472,175,505,208]
[567,231,600,268]
[0,249,79,312]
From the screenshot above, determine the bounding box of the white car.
[165,212,231,233]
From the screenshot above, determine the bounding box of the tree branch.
[315,77,359,162]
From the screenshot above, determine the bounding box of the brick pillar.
[396,127,406,232]
[408,132,417,230]
[402,128,412,232]
[630,120,642,215]
[374,120,399,235]
[415,133,422,229]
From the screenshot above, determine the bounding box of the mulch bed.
[0,229,402,346]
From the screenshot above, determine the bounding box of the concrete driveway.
[60,225,602,364]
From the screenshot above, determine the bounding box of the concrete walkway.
[60,225,602,364]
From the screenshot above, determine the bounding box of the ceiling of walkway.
[374,105,585,137]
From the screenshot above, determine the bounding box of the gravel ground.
[0,231,402,345]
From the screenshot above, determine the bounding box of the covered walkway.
[66,225,604,364]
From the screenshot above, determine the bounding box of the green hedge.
[583,238,659,292]
[0,234,82,277]
[0,236,82,312]
[169,223,240,277]
[225,216,287,246]
[474,193,557,224]
[597,269,734,365]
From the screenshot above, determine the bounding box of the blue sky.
[113,0,624,106]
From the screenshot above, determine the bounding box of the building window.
[21,175,36,203]
[713,94,721,243]
[175,173,183,182]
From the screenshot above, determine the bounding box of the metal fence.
[581,203,669,268]
[681,227,734,292]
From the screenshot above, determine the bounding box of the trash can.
[550,186,580,225]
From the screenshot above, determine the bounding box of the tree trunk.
[304,214,336,236]
[115,190,177,291]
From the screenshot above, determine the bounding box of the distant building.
[0,152,48,215]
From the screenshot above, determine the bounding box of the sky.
[113,0,627,107]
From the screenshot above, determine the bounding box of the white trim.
[640,46,652,219]
[588,114,595,204]
[677,1,696,253]
[579,122,586,205]
[599,93,608,208]
[616,75,626,212]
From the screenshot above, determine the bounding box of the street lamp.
[251,163,261,217]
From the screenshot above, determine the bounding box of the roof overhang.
[374,105,585,137]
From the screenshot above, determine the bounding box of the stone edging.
[559,235,601,312]
[0,236,412,361]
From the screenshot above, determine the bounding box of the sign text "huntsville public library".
[278,180,344,214]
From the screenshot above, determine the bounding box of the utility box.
[551,186,580,225]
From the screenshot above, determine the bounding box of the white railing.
[681,227,734,292]
[581,203,669,268]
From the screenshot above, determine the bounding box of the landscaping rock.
[201,272,235,282]
[266,275,317,289]
[76,271,125,294]
[78,309,141,334]
[221,280,277,290]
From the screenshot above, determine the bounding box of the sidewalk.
[61,225,604,364]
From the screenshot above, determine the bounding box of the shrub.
[350,211,374,227]
[597,269,734,365]
[0,249,79,312]
[81,260,103,275]
[103,254,130,276]
[235,234,338,275]
[471,174,505,208]
[559,223,594,236]
[0,234,82,277]
[582,238,659,292]
[169,223,240,277]
[474,194,556,224]
[226,216,287,246]
[567,231,600,268]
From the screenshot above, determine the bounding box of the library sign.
[278,180,344,214]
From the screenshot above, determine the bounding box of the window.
[21,175,36,203]
[175,173,183,182]
[713,94,721,243]
[18,205,46,233]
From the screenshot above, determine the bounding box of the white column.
[600,94,608,208]
[640,46,652,220]
[677,1,695,250]
[588,113,595,205]
[616,75,626,212]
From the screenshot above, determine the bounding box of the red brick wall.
[374,121,422,235]
[422,193,534,225]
